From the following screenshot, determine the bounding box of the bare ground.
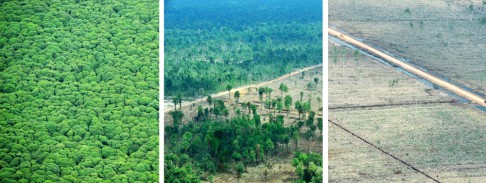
[329,40,486,182]
[329,0,486,95]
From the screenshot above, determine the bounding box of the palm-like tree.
[227,84,232,99]
[258,87,265,109]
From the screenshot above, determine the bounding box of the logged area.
[330,0,486,96]
[329,1,486,181]
[164,0,323,182]
[165,67,324,182]
[0,1,158,182]
[329,36,486,182]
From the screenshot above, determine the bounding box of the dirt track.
[164,64,323,113]
[328,28,486,107]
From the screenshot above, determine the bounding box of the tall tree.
[258,87,265,109]
[284,95,293,117]
[226,84,232,99]
[169,110,184,128]
[292,131,300,151]
[279,83,288,97]
[177,93,182,109]
[234,91,240,104]
[207,95,213,108]
[199,88,205,102]
[172,96,178,110]
[247,101,251,114]
[294,101,304,119]
[266,87,273,100]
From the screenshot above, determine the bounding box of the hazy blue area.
[165,0,322,30]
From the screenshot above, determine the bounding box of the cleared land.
[330,0,486,96]
[330,104,486,182]
[329,42,451,108]
[329,123,432,182]
[329,28,486,107]
[329,42,486,182]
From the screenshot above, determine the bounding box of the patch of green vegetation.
[292,152,323,183]
[0,0,158,182]
[165,98,322,182]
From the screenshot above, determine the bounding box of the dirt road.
[329,28,486,107]
[164,64,323,113]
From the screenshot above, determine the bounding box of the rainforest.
[0,0,158,182]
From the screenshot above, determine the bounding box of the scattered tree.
[227,84,233,99]
[234,91,240,104]
[279,83,288,97]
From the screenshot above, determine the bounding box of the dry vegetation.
[329,40,486,182]
[330,0,486,95]
[329,123,432,182]
[330,104,486,182]
[329,42,452,108]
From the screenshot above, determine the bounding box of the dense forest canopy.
[0,0,158,182]
[164,0,322,97]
